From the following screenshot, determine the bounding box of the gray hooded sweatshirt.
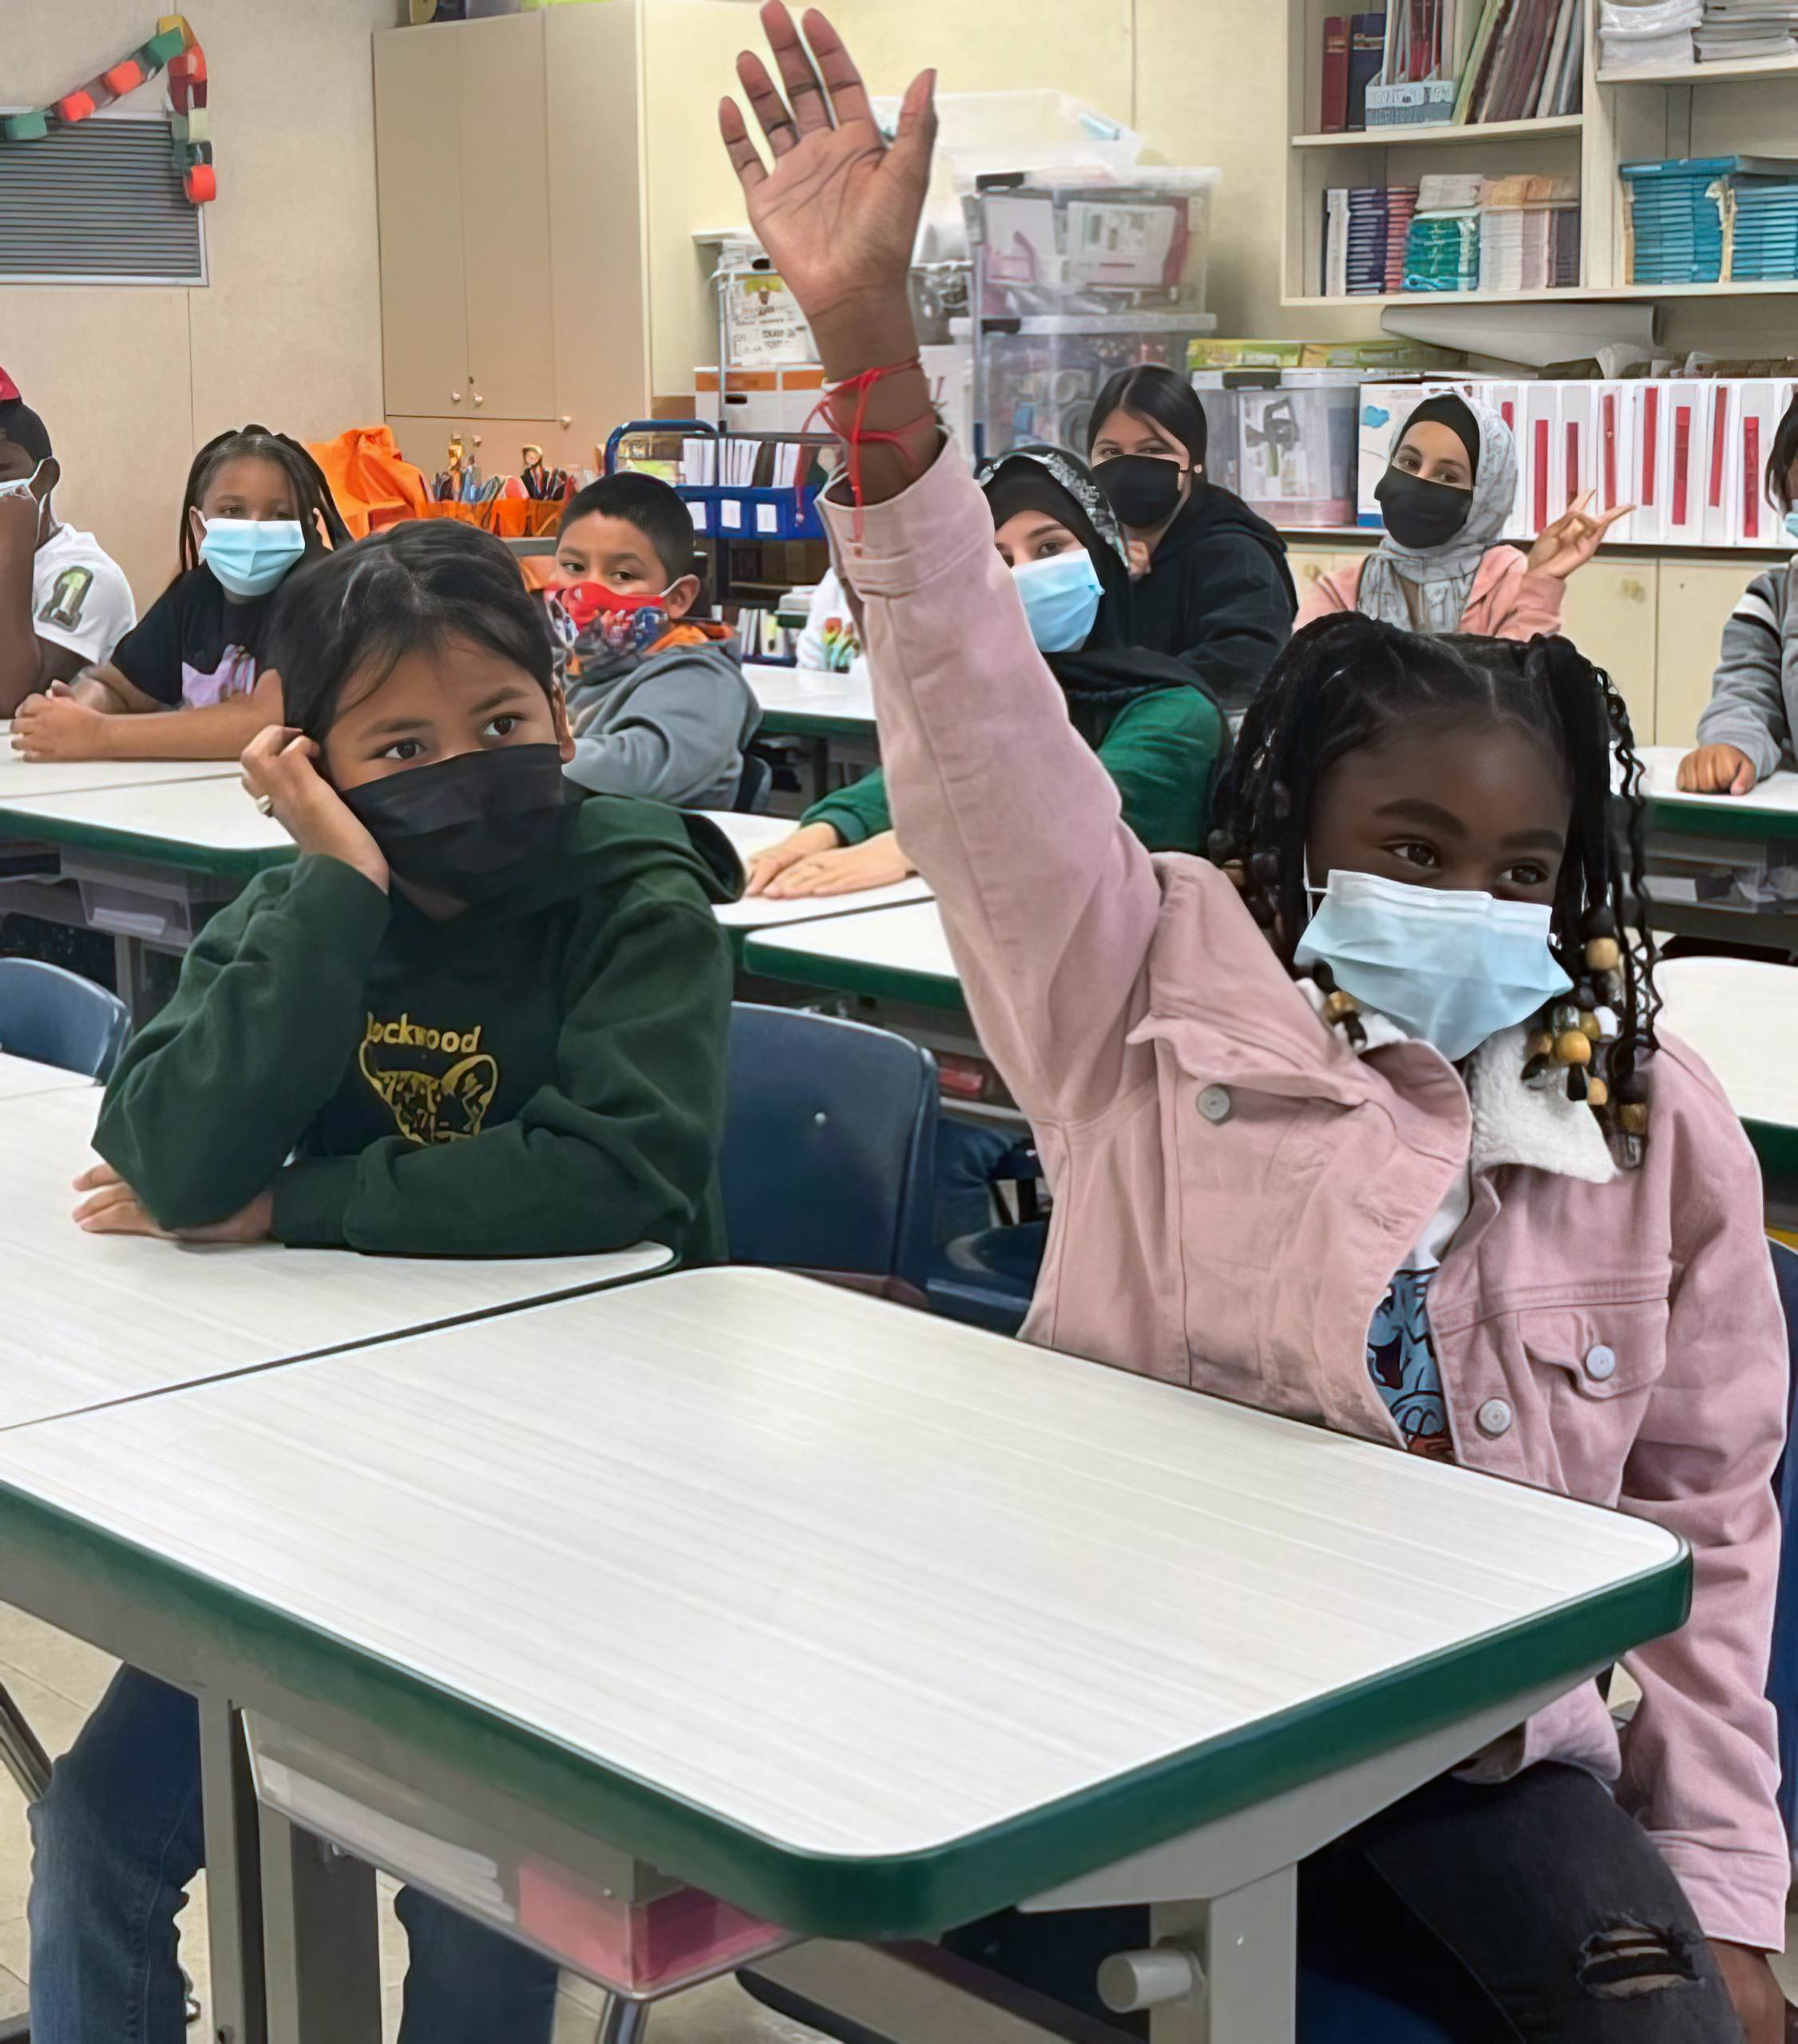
[562,628,762,810]
[1693,559,1798,779]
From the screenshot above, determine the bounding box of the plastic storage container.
[1237,370,1360,527]
[962,315,1212,459]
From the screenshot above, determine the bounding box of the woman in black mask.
[1297,390,1626,636]
[1087,363,1297,713]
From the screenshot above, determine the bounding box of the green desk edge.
[0,805,296,878]
[742,932,965,1013]
[0,1480,1689,1943]
[754,707,878,740]
[1641,793,1798,850]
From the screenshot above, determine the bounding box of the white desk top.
[1638,747,1798,817]
[0,1268,1682,1877]
[744,663,877,731]
[695,810,935,932]
[745,899,960,997]
[0,1087,671,1429]
[0,1052,98,1102]
[0,723,241,803]
[0,774,294,864]
[1657,956,1798,1129]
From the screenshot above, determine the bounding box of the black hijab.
[976,446,1226,749]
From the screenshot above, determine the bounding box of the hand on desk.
[758,829,914,898]
[73,1163,274,1243]
[12,682,109,760]
[1677,743,1759,796]
[744,820,844,894]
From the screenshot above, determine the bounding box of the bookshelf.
[1283,0,1798,307]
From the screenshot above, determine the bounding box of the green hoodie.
[96,795,737,1261]
[804,687,1226,856]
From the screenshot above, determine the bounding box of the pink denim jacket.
[825,447,1789,1951]
[1297,546,1566,640]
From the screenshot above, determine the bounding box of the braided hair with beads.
[1207,612,1661,1160]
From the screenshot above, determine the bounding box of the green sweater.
[804,687,1226,854]
[96,796,736,1261]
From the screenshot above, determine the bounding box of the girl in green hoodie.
[36,520,734,2044]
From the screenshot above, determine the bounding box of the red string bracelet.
[799,358,940,538]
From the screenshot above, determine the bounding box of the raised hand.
[719,5,933,379]
[1525,490,1632,581]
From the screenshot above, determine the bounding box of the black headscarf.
[976,445,1226,750]
[1400,392,1482,478]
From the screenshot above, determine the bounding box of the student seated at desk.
[1297,392,1625,639]
[546,471,760,807]
[33,518,735,2044]
[720,17,1788,2038]
[745,445,1228,900]
[10,425,350,764]
[1677,391,1798,795]
[0,370,136,714]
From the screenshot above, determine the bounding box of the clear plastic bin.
[246,1713,794,1998]
[1237,371,1360,528]
[961,315,1213,459]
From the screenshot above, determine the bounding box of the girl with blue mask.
[1680,389,1798,798]
[745,444,1231,905]
[10,424,349,765]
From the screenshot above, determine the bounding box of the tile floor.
[0,1602,1790,2035]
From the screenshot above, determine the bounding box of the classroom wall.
[0,0,400,605]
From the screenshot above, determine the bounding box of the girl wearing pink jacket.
[1297,392,1626,640]
[722,12,1788,2038]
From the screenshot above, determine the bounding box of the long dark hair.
[1211,612,1659,1108]
[1768,390,1798,514]
[177,425,351,578]
[1087,363,1208,470]
[266,518,553,740]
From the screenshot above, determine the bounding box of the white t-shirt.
[31,524,137,668]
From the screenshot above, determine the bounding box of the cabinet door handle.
[451,390,462,405]
[471,392,485,406]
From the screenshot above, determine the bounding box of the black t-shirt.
[109,564,275,709]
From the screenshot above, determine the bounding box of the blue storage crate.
[676,484,824,541]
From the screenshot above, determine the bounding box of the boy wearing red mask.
[546,472,760,808]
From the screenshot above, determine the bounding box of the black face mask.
[340,744,568,906]
[1093,454,1186,529]
[1374,465,1474,550]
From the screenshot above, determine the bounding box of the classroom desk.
[1636,747,1798,952]
[0,1051,99,1100]
[743,900,961,1011]
[697,809,935,942]
[0,728,241,801]
[744,663,878,805]
[1657,954,1798,1209]
[0,1269,1689,2044]
[0,1081,673,2041]
[0,776,295,1014]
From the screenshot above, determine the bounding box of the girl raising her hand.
[720,10,1788,2038]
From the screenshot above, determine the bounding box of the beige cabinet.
[1557,557,1657,750]
[1656,561,1755,752]
[374,3,762,480]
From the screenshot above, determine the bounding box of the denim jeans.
[945,1762,1747,2042]
[28,1666,560,2044]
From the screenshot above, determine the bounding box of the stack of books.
[1695,0,1798,60]
[1479,172,1582,287]
[1454,0,1586,118]
[1731,164,1798,280]
[1622,156,1798,284]
[1321,0,1584,129]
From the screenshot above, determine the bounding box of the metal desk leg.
[1147,1869,1297,2044]
[597,1995,652,2044]
[257,1810,380,2044]
[197,1696,267,2044]
[0,1682,50,1802]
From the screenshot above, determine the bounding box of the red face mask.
[545,580,673,659]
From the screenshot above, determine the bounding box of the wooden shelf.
[1287,280,1798,303]
[1596,53,1798,85]
[1290,114,1584,146]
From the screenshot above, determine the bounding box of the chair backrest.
[0,957,131,1079]
[1767,1238,1798,1844]
[721,1003,937,1294]
[735,751,774,814]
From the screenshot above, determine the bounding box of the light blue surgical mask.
[1012,549,1103,652]
[1784,509,1798,542]
[1293,868,1571,1063]
[200,517,307,600]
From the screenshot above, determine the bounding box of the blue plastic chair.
[0,957,130,1079]
[720,1003,937,1299]
[734,751,774,814]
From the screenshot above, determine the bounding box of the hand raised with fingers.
[1525,490,1633,581]
[718,4,935,368]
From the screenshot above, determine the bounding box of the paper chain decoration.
[1,17,213,205]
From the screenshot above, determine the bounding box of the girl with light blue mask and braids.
[10,424,350,765]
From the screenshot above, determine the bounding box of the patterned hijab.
[1358,394,1518,636]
